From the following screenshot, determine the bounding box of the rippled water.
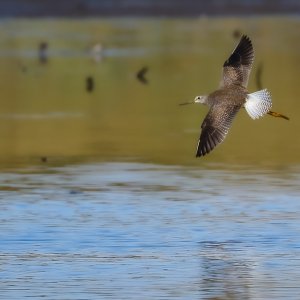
[1,162,300,299]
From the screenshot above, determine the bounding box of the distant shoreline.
[1,1,300,17]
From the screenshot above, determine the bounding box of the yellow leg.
[267,110,289,120]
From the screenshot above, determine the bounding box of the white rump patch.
[245,89,272,119]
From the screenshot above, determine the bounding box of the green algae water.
[0,17,298,168]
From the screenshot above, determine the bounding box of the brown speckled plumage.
[196,35,254,157]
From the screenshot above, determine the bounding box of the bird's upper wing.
[196,104,241,157]
[220,35,254,88]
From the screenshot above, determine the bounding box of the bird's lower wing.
[196,104,241,157]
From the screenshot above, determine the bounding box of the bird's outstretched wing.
[196,104,241,157]
[221,35,254,88]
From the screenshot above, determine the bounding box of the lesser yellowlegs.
[182,35,273,157]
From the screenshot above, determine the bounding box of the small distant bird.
[39,42,48,64]
[255,62,264,90]
[19,63,27,73]
[136,66,149,84]
[86,76,94,92]
[41,156,48,163]
[90,43,103,63]
[255,62,289,120]
[181,35,276,157]
[233,29,242,39]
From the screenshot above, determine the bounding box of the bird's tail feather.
[245,89,272,119]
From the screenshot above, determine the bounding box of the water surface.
[1,162,300,299]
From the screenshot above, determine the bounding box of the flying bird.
[39,42,48,64]
[136,66,149,84]
[181,35,274,157]
[86,76,94,92]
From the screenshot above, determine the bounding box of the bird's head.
[194,95,207,104]
[179,95,208,106]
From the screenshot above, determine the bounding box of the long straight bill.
[179,101,194,106]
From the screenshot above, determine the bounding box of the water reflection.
[200,241,253,300]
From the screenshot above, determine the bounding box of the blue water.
[0,162,300,299]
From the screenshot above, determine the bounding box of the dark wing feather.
[221,35,254,88]
[196,104,241,157]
